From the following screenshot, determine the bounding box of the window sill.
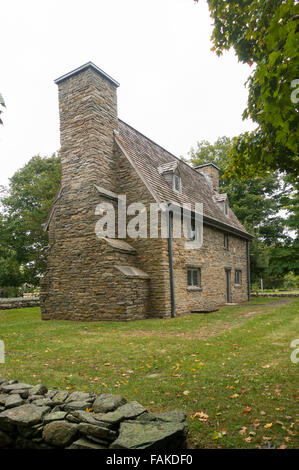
[187,286,202,292]
[234,284,242,288]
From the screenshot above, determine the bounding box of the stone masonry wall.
[41,67,150,321]
[116,146,172,318]
[172,226,248,316]
[0,378,188,449]
[0,298,40,310]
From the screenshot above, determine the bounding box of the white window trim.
[173,174,182,194]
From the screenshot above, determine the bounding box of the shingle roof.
[116,120,252,240]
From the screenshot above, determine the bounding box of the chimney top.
[54,61,120,87]
[194,162,221,171]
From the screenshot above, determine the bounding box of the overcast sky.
[0,0,256,188]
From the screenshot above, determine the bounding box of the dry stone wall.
[0,378,188,449]
[0,298,40,310]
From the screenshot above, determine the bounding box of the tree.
[0,154,61,286]
[265,175,299,279]
[196,0,299,178]
[188,137,291,285]
[0,214,24,293]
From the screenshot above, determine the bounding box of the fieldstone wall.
[116,146,172,318]
[41,66,152,322]
[0,378,188,449]
[0,298,40,310]
[172,226,248,315]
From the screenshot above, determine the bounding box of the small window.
[173,174,181,193]
[224,233,229,249]
[187,268,201,287]
[224,202,228,215]
[235,270,242,285]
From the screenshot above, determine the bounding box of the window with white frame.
[173,174,182,193]
[187,268,201,287]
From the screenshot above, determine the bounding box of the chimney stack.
[194,163,220,191]
[55,62,119,189]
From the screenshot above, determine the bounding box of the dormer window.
[213,193,229,216]
[173,174,181,193]
[157,161,182,195]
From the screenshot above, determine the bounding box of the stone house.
[41,62,253,321]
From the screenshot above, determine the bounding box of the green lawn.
[0,298,298,449]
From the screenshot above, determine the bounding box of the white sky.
[0,0,255,188]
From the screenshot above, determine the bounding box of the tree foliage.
[188,136,297,285]
[196,0,299,178]
[0,154,61,287]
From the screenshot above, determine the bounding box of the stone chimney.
[41,63,121,320]
[55,62,119,189]
[194,163,220,192]
[53,62,119,240]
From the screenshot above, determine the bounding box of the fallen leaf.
[231,393,239,399]
[239,427,247,435]
[245,437,252,442]
[211,430,226,440]
[264,423,273,429]
[191,411,209,422]
[243,407,252,414]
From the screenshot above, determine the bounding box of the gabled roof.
[116,120,252,240]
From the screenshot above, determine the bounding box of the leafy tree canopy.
[0,154,61,286]
[196,0,299,178]
[188,137,298,284]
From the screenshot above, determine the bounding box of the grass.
[0,298,298,449]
